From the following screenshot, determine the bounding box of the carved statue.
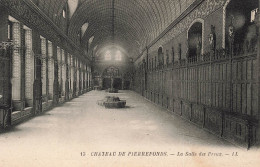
[161,53,164,68]
[196,36,202,58]
[228,15,235,55]
[172,47,175,63]
[209,25,216,51]
[178,43,182,60]
[166,50,169,66]
[155,57,157,69]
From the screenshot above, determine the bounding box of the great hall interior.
[0,0,260,166]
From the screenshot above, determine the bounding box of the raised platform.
[11,107,33,125]
[98,96,126,108]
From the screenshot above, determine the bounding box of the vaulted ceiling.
[33,0,197,59]
[31,0,68,23]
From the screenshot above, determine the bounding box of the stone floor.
[0,90,259,167]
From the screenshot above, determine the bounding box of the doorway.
[188,22,203,59]
[113,78,122,90]
[102,78,111,90]
[124,81,130,90]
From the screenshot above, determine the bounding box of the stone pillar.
[32,30,42,114]
[74,57,78,97]
[256,5,260,146]
[70,55,74,98]
[85,66,87,91]
[77,59,80,95]
[11,21,25,111]
[83,64,86,92]
[79,62,82,94]
[61,49,66,97]
[20,24,26,110]
[57,47,61,98]
[87,70,89,90]
[67,53,71,99]
[24,27,34,107]
[52,45,59,105]
[48,41,54,100]
[65,52,69,100]
[40,36,47,102]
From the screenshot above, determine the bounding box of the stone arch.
[187,18,205,55]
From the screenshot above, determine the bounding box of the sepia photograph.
[0,0,260,166]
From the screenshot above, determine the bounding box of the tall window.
[105,51,111,60]
[115,51,122,61]
[188,22,202,58]
[8,21,13,40]
[251,8,259,22]
[62,10,66,18]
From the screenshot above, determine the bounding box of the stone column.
[40,36,47,102]
[74,58,78,96]
[78,62,80,94]
[24,27,34,107]
[11,21,25,111]
[256,5,260,146]
[83,64,86,92]
[57,47,61,98]
[67,53,71,99]
[52,45,59,105]
[85,66,87,91]
[77,59,80,95]
[70,55,74,98]
[61,49,66,97]
[65,52,69,100]
[48,41,54,100]
[87,70,90,89]
[32,30,42,114]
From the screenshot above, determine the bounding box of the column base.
[12,100,25,111]
[25,98,33,107]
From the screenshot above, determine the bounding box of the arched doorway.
[102,66,121,90]
[113,78,122,90]
[188,21,203,60]
[102,78,111,90]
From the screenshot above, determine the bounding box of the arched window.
[81,23,89,38]
[115,51,122,61]
[188,21,203,59]
[62,10,66,18]
[104,51,111,60]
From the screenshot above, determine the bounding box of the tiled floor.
[0,90,259,167]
